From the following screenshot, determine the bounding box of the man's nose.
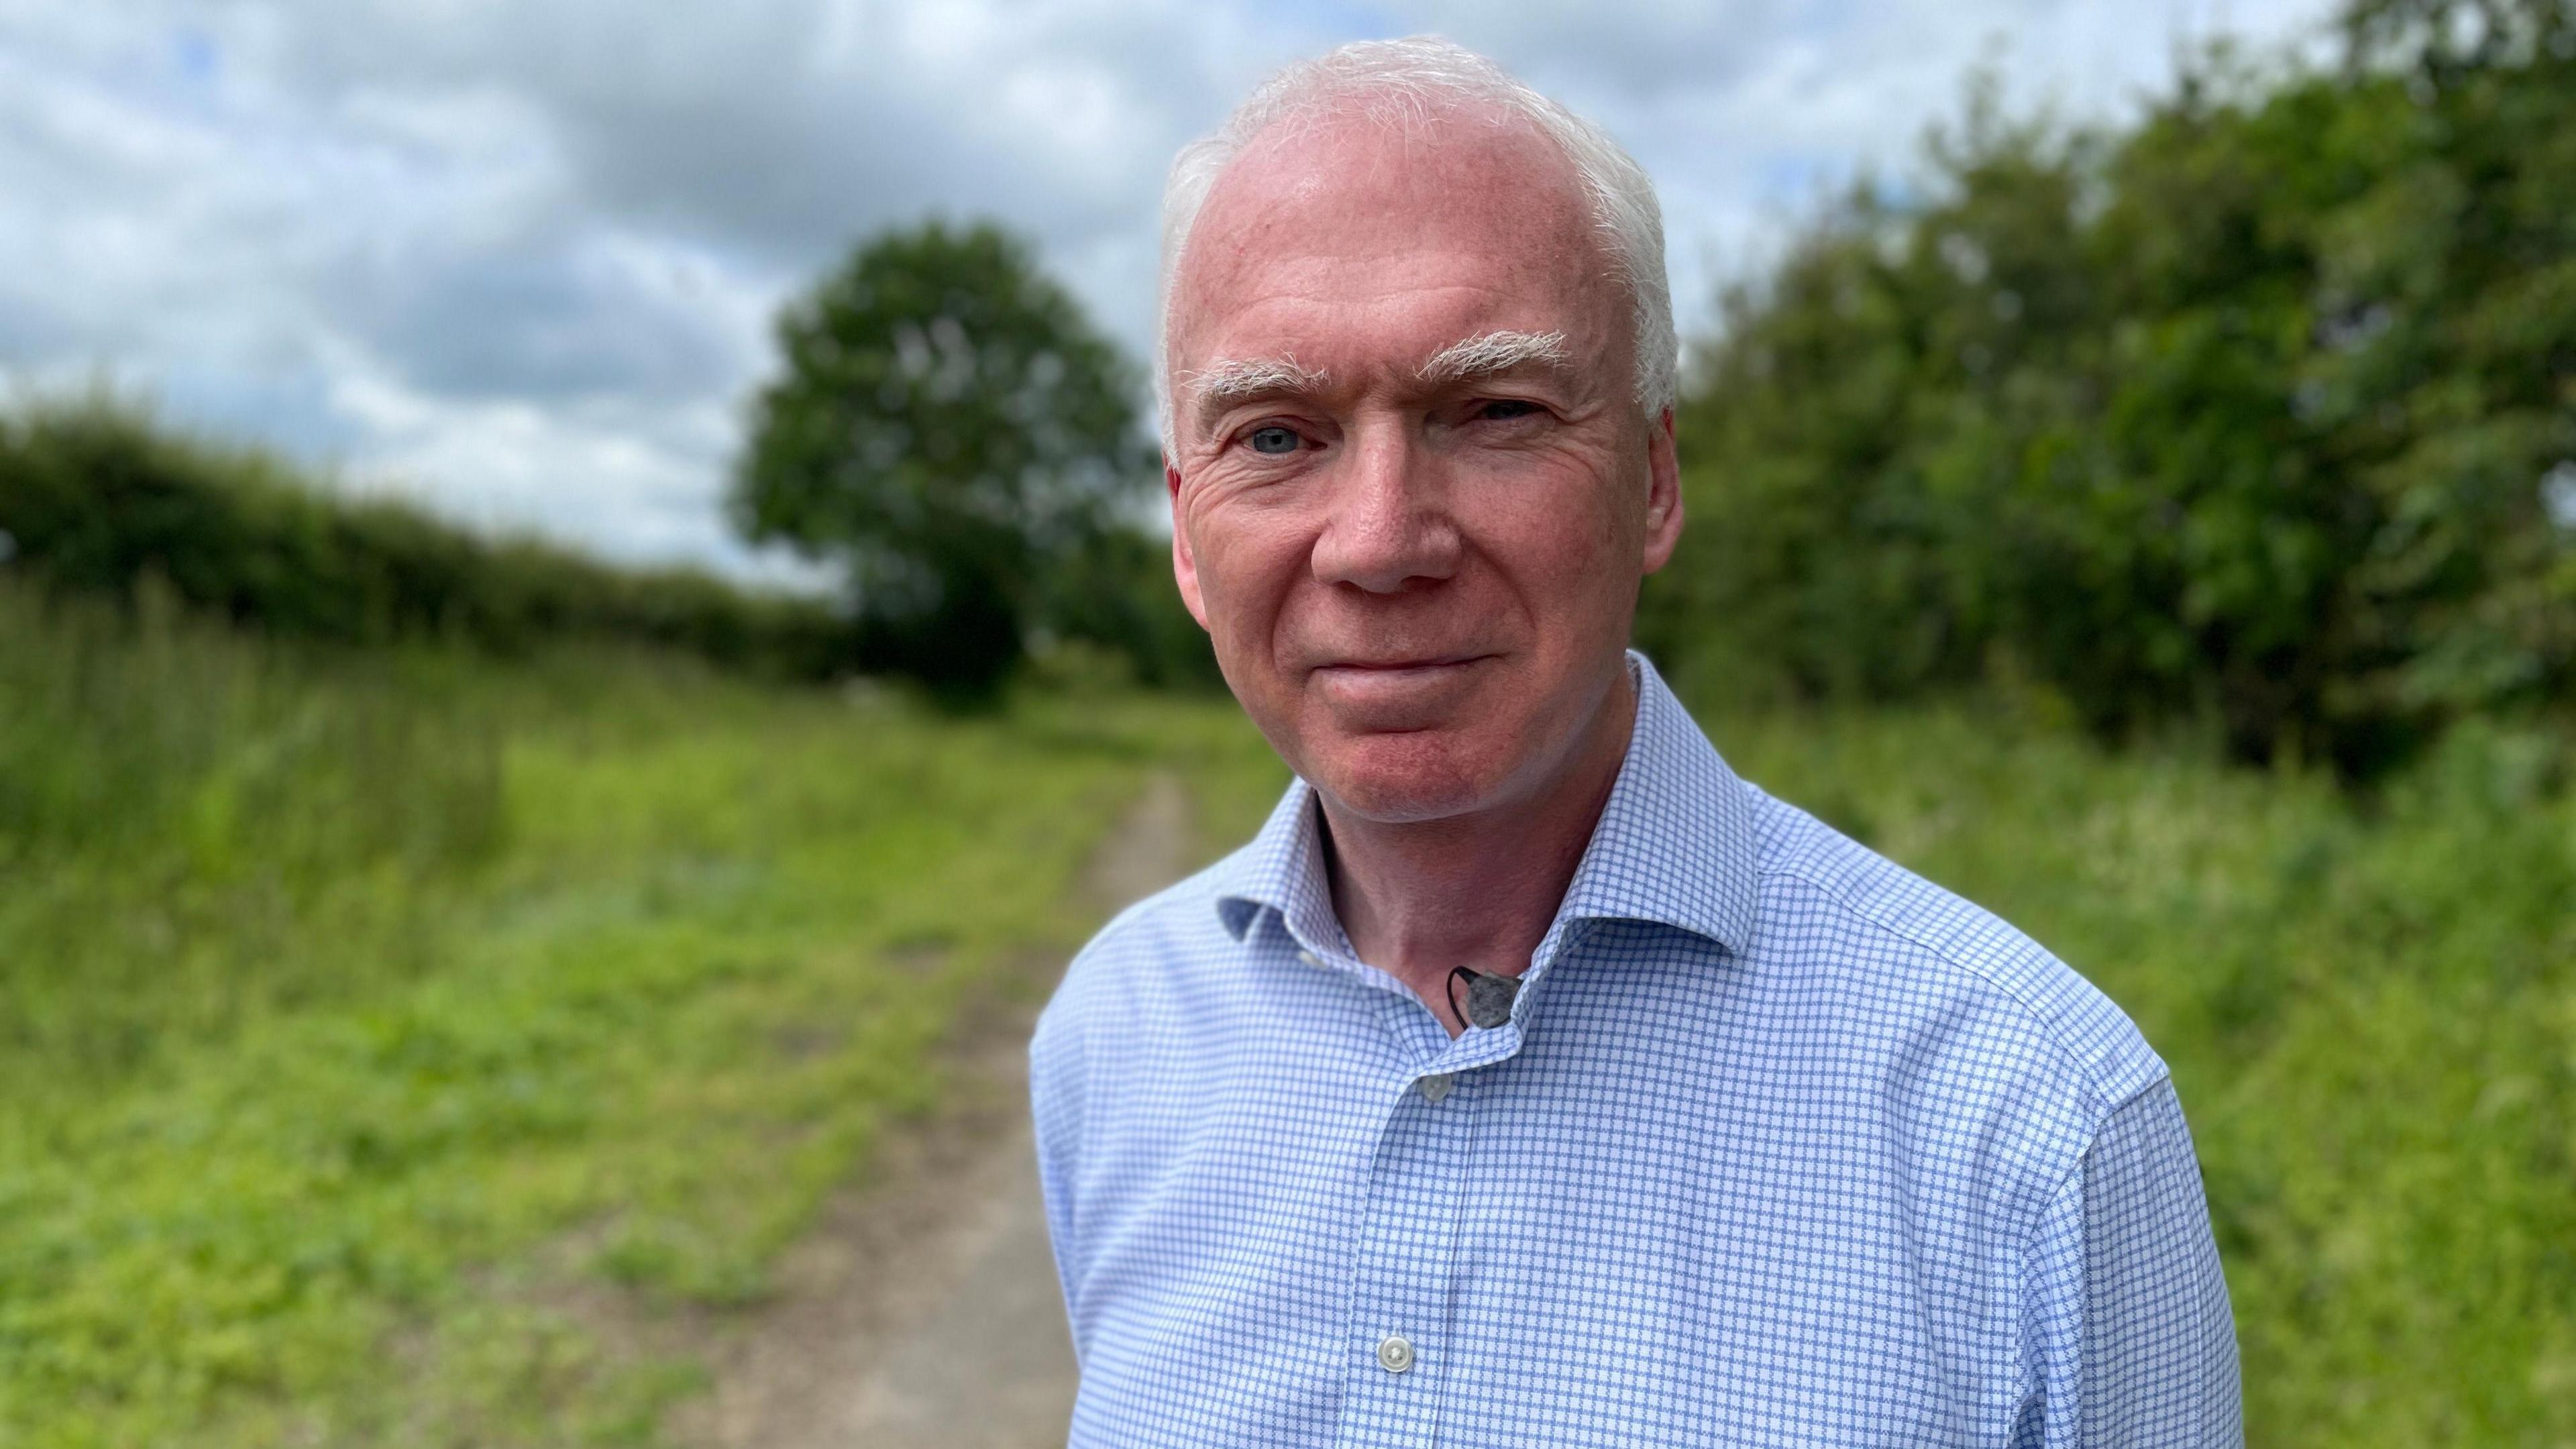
[1308,419,1461,594]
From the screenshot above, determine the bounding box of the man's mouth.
[1312,653,1493,676]
[1307,654,1499,714]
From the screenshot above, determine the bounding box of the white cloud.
[0,0,2342,578]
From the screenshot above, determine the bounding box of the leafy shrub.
[1035,523,1224,692]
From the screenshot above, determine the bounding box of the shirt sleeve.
[2019,1076,2243,1448]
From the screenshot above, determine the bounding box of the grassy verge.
[0,579,1277,1446]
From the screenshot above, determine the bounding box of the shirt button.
[1298,949,1323,967]
[1377,1334,1415,1374]
[1417,1073,1453,1104]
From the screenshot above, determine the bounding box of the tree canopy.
[1639,0,2575,777]
[733,219,1156,694]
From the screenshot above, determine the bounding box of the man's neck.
[1319,663,1638,1036]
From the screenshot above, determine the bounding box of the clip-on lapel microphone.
[1446,966,1521,1030]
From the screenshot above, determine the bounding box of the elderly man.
[1031,37,2240,1448]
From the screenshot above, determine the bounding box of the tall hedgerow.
[0,396,852,679]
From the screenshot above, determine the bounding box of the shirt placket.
[1338,1049,1481,1448]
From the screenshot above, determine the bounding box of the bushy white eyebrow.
[1180,355,1332,420]
[1414,329,1570,387]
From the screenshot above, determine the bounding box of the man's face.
[1165,113,1683,823]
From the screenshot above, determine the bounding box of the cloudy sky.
[0,0,2340,581]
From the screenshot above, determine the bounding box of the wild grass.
[0,576,1276,1446]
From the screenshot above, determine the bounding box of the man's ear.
[1640,406,1684,575]
[1168,461,1211,629]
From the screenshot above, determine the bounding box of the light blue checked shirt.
[1032,652,2240,1446]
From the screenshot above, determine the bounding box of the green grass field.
[2,577,2569,1444]
[0,578,1281,1447]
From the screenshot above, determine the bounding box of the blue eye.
[1248,425,1301,455]
[1479,399,1540,421]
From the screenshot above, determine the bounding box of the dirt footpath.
[674,775,1191,1449]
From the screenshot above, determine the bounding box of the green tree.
[1639,0,2576,776]
[733,219,1154,694]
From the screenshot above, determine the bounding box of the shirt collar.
[1215,649,1761,963]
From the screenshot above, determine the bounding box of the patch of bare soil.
[664,773,1192,1449]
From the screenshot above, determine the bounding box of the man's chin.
[1305,727,1503,824]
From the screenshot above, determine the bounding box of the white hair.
[1415,328,1569,386]
[1155,36,1676,455]
[1175,354,1332,415]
